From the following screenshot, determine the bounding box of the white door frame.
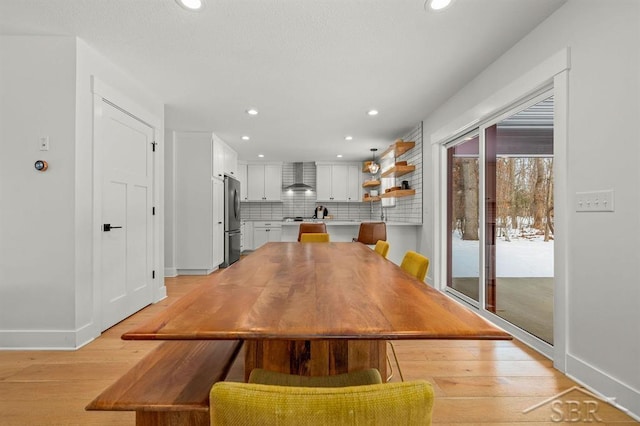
[91,77,165,335]
[430,48,570,371]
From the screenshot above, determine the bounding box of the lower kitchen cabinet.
[253,221,282,250]
[241,221,253,253]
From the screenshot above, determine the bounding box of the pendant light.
[368,148,380,174]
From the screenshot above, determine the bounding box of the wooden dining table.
[122,242,510,379]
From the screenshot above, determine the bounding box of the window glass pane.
[447,134,480,302]
[485,96,554,344]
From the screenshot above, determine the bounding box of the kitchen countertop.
[254,220,421,226]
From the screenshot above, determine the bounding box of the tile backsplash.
[241,123,423,223]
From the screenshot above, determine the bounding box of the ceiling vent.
[285,163,314,191]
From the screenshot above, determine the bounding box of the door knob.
[103,224,123,232]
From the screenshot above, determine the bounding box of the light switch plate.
[575,190,614,212]
[39,136,49,151]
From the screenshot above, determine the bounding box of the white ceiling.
[0,0,565,162]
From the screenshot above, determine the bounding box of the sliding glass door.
[446,94,554,345]
[446,133,480,304]
[485,95,554,344]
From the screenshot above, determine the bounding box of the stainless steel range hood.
[285,162,313,191]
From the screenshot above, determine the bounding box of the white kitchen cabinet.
[347,164,361,201]
[212,178,224,266]
[241,220,253,252]
[247,163,282,201]
[315,164,332,201]
[212,136,225,181]
[252,228,269,250]
[175,131,224,274]
[247,165,263,200]
[212,133,238,180]
[316,163,359,202]
[223,143,238,177]
[237,161,248,201]
[264,165,282,200]
[253,221,282,250]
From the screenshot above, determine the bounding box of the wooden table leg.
[244,339,386,381]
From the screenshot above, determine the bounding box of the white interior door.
[98,100,154,331]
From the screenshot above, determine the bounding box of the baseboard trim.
[567,353,640,421]
[75,322,98,348]
[176,267,217,276]
[154,285,167,303]
[0,325,98,350]
[164,267,178,277]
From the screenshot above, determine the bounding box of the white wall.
[421,0,639,417]
[0,36,78,345]
[164,129,177,277]
[0,36,164,348]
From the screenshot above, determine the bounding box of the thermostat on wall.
[34,160,48,171]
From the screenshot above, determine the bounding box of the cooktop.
[283,216,314,222]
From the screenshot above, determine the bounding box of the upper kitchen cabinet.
[212,133,238,180]
[223,142,238,177]
[247,163,282,201]
[316,163,360,202]
[237,161,248,201]
[346,164,361,201]
[212,136,224,180]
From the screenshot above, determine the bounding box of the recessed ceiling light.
[241,136,250,141]
[258,154,264,158]
[175,0,205,11]
[336,154,343,158]
[345,136,353,141]
[367,109,379,116]
[246,108,259,116]
[426,0,454,11]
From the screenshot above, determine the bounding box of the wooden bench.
[86,340,243,426]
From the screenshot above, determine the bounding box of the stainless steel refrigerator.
[221,175,241,267]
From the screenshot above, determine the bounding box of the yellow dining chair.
[374,240,390,258]
[400,251,430,282]
[297,222,327,241]
[300,233,330,242]
[210,380,435,426]
[248,368,383,387]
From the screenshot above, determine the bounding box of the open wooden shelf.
[380,141,415,160]
[362,180,381,188]
[362,196,381,202]
[381,165,415,178]
[380,189,415,199]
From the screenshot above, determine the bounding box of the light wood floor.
[0,274,636,425]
